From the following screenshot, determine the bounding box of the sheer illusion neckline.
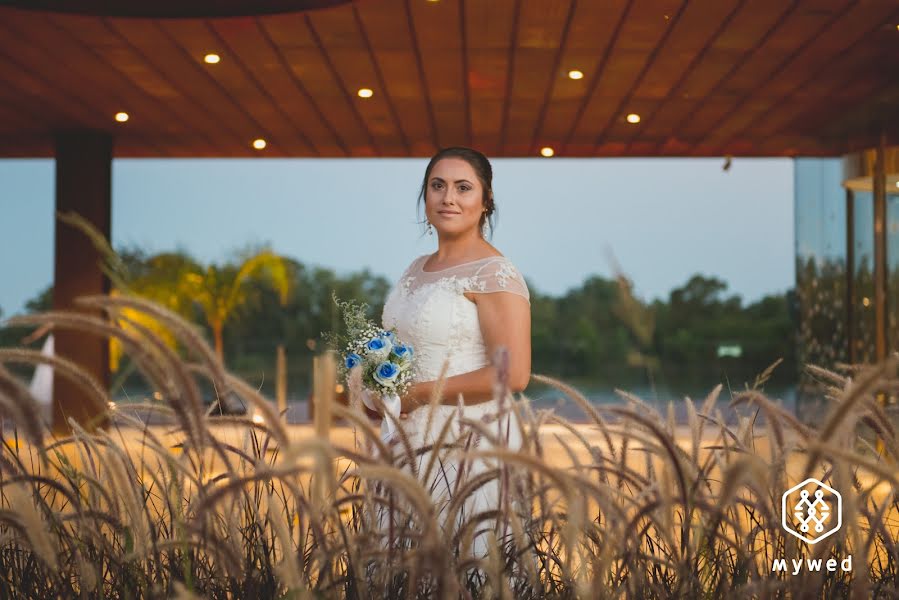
[418,253,504,274]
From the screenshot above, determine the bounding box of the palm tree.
[58,212,292,367]
[176,250,291,363]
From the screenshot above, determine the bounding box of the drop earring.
[427,221,433,235]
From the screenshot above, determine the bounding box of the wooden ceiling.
[0,0,898,158]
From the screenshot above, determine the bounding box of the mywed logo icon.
[782,478,842,544]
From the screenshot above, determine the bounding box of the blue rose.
[391,343,413,362]
[373,361,401,387]
[381,330,397,344]
[345,352,363,370]
[366,335,392,358]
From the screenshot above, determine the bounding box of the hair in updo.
[417,146,496,240]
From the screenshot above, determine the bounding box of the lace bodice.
[381,253,530,384]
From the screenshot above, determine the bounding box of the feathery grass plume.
[3,480,59,571]
[750,357,784,390]
[803,355,899,480]
[421,355,452,446]
[0,364,45,444]
[6,310,176,401]
[531,373,607,429]
[4,291,899,597]
[56,211,132,290]
[0,347,112,419]
[79,294,232,400]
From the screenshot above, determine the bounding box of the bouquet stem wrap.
[361,389,402,445]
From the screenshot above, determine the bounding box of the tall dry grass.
[0,294,897,598]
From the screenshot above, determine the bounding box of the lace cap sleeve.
[465,257,530,303]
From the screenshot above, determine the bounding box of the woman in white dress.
[377,146,532,563]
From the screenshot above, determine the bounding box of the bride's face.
[425,157,485,237]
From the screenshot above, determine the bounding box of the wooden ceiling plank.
[501,0,578,155]
[754,41,893,139]
[525,0,577,157]
[0,24,119,129]
[408,0,467,149]
[560,0,634,155]
[0,77,64,132]
[589,0,689,154]
[0,134,52,157]
[659,2,798,155]
[42,13,220,156]
[755,134,839,157]
[466,0,520,156]
[356,0,436,155]
[644,0,792,146]
[106,17,282,156]
[268,12,379,156]
[352,5,411,155]
[403,0,438,153]
[0,13,120,132]
[208,17,321,155]
[606,97,663,151]
[24,15,171,157]
[0,99,45,133]
[303,13,382,156]
[618,0,744,153]
[629,0,743,100]
[459,0,472,148]
[705,5,899,154]
[155,19,300,156]
[682,0,856,154]
[354,0,436,156]
[210,16,339,156]
[538,0,628,154]
[498,0,522,157]
[305,4,409,155]
[789,82,897,154]
[504,0,574,155]
[256,21,348,155]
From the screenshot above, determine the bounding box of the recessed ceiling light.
[626,113,641,124]
[204,53,221,64]
[357,88,373,98]
[252,139,266,150]
[540,147,554,157]
[895,181,899,188]
[115,112,129,122]
[568,70,584,80]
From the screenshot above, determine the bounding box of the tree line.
[1,244,797,401]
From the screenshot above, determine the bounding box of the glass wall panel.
[794,158,847,424]
[887,193,899,352]
[852,191,875,364]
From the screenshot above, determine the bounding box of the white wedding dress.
[377,252,530,561]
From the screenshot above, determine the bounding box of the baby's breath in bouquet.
[322,292,415,442]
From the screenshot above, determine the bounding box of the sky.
[0,156,797,318]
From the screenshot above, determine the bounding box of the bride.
[376,146,531,563]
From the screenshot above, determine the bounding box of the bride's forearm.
[413,367,500,407]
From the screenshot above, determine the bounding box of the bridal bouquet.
[323,292,415,444]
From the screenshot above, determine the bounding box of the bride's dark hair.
[417,146,496,240]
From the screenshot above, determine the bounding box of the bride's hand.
[399,384,424,417]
